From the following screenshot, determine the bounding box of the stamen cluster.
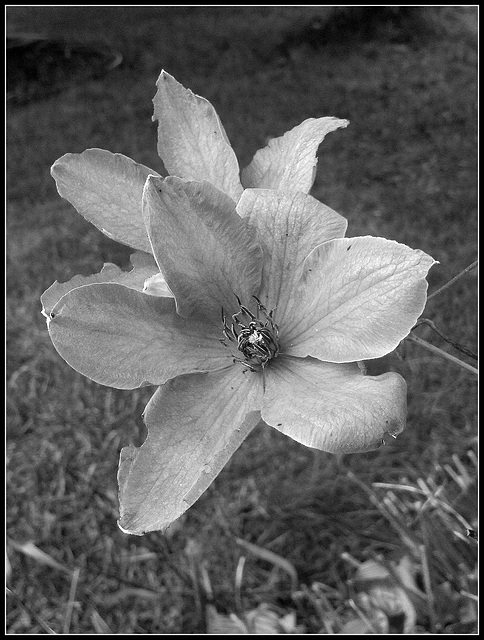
[222,295,280,372]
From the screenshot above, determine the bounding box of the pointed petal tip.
[117,501,174,535]
[331,116,349,129]
[157,68,173,81]
[143,172,159,192]
[117,514,175,536]
[155,69,200,98]
[50,156,61,175]
[117,518,145,537]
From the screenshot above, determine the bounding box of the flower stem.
[406,335,478,375]
[427,260,477,301]
[413,318,477,360]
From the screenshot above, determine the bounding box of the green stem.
[427,260,477,301]
[406,335,478,375]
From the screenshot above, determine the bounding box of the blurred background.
[7,6,477,634]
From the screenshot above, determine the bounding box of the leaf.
[352,557,419,634]
[339,609,389,634]
[206,603,298,634]
[246,604,290,634]
[205,605,249,634]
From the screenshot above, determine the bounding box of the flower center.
[222,295,280,372]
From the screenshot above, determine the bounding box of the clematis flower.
[49,70,349,253]
[42,71,436,535]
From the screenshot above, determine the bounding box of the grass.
[6,6,477,634]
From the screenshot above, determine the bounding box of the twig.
[406,335,478,375]
[414,319,477,360]
[427,260,477,301]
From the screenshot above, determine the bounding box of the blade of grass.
[234,555,246,616]
[6,588,57,634]
[235,538,298,592]
[419,531,437,633]
[63,567,81,634]
[8,539,73,576]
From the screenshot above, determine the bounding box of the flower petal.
[51,149,159,252]
[47,283,231,389]
[143,176,263,321]
[241,117,349,193]
[153,70,243,202]
[237,189,347,326]
[142,272,173,297]
[117,367,264,534]
[284,237,436,362]
[41,251,168,319]
[262,356,407,454]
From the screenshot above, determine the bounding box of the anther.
[221,295,280,377]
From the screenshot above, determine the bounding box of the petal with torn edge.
[118,367,264,534]
[48,283,231,389]
[237,188,347,325]
[153,70,243,202]
[41,251,168,319]
[284,237,436,362]
[241,117,349,193]
[262,356,407,454]
[143,176,263,321]
[51,149,159,253]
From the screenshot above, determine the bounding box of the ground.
[7,6,477,634]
